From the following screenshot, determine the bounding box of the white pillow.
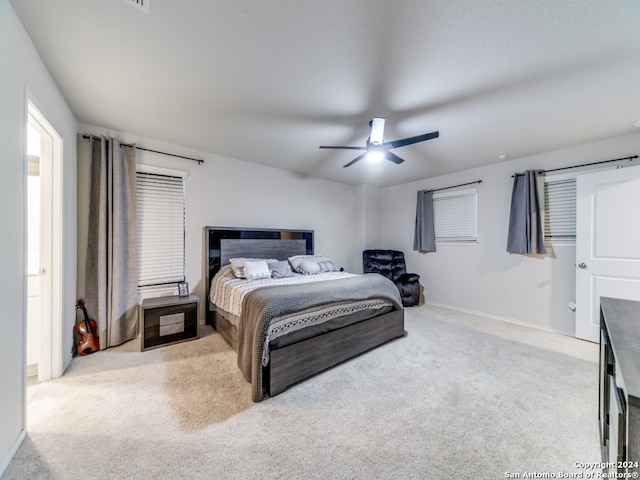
[243,259,271,280]
[317,260,337,272]
[229,257,277,278]
[298,259,321,275]
[288,255,336,273]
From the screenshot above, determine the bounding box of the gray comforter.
[237,273,403,401]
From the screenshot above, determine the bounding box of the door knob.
[578,262,587,269]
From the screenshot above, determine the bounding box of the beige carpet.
[3,304,601,480]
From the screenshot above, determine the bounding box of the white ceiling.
[10,0,640,187]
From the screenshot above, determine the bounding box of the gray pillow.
[268,260,294,278]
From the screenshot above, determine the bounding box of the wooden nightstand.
[140,294,199,351]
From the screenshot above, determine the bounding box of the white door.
[26,137,42,378]
[576,165,640,342]
[26,102,63,382]
[27,113,52,382]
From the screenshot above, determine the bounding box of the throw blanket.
[210,265,356,324]
[237,273,403,401]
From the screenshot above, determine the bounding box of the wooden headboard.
[204,227,314,323]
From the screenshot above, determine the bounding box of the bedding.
[210,264,357,324]
[209,264,403,401]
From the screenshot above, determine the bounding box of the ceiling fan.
[319,118,439,168]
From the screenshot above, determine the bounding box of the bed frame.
[204,226,405,398]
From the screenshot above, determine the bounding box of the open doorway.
[26,101,63,385]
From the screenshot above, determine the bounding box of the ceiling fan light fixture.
[319,118,438,168]
[366,150,385,163]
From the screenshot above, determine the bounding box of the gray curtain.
[85,136,139,348]
[506,170,547,255]
[413,190,436,252]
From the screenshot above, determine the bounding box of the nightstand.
[140,294,199,351]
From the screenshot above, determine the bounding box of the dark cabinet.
[140,294,199,351]
[599,297,640,474]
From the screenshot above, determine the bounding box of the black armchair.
[363,249,421,307]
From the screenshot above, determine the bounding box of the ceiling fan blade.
[343,152,368,168]
[384,151,405,165]
[319,145,367,150]
[384,130,439,150]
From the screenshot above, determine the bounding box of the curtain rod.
[512,155,638,177]
[421,180,482,193]
[82,135,204,165]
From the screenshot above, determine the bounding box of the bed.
[205,227,405,401]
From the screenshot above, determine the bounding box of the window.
[543,177,576,243]
[433,188,478,243]
[136,166,186,287]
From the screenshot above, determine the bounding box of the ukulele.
[76,299,100,355]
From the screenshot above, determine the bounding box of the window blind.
[136,171,185,286]
[544,178,576,242]
[433,189,477,243]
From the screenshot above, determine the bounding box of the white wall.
[357,184,382,252]
[0,0,78,474]
[381,132,640,335]
[76,125,368,321]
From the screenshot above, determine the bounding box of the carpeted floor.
[2,304,601,480]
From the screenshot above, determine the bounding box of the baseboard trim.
[26,364,38,378]
[0,428,26,477]
[63,349,73,375]
[424,301,575,338]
